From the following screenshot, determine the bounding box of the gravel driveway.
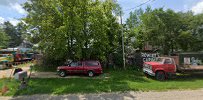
[0,65,30,79]
[1,89,203,100]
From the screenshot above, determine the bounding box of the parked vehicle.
[143,53,203,80]
[13,53,33,63]
[57,61,103,77]
[0,54,14,69]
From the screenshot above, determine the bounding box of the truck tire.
[88,71,94,77]
[144,73,149,78]
[59,70,66,77]
[155,71,165,81]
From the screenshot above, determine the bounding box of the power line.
[124,0,155,11]
[119,0,156,69]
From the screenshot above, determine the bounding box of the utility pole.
[120,11,126,70]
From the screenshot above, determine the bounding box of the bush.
[32,64,57,72]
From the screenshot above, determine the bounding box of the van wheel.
[88,71,94,77]
[156,71,165,81]
[59,70,66,77]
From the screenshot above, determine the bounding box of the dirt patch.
[0,64,109,79]
[0,64,31,79]
[30,72,109,79]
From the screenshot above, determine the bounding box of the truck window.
[164,59,172,64]
[156,58,164,63]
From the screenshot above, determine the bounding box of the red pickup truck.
[57,61,103,77]
[143,57,176,80]
[143,56,203,80]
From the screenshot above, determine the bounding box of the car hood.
[144,61,162,65]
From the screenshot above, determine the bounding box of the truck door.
[164,59,175,73]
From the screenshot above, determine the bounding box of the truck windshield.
[156,58,164,63]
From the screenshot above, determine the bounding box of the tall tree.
[23,0,121,66]
[3,21,23,47]
[0,27,10,48]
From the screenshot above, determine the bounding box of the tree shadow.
[10,70,150,96]
[168,73,203,81]
[144,73,203,82]
[10,91,137,100]
[10,70,203,97]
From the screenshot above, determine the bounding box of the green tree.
[0,27,10,48]
[23,0,121,67]
[140,8,184,54]
[3,21,23,47]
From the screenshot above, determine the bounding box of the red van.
[57,61,103,77]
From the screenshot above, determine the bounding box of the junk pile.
[9,66,32,90]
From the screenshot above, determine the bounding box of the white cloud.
[8,18,20,26]
[0,17,20,26]
[10,3,26,14]
[191,1,203,15]
[0,17,5,24]
[0,0,18,6]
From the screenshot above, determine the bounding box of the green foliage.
[23,0,121,67]
[32,64,57,72]
[0,27,10,48]
[3,21,23,47]
[126,7,203,54]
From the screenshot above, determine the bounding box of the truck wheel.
[144,73,149,78]
[88,71,94,77]
[156,71,165,81]
[59,70,66,77]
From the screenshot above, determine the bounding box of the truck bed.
[178,66,203,71]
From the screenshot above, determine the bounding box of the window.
[70,62,77,67]
[85,61,99,66]
[78,62,82,66]
[156,58,164,63]
[70,61,82,67]
[164,59,171,64]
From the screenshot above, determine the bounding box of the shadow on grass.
[12,78,129,96]
[145,73,203,82]
[10,70,148,96]
[169,73,203,81]
[9,69,203,96]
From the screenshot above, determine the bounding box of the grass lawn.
[1,69,203,96]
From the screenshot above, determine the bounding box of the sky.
[0,0,203,25]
